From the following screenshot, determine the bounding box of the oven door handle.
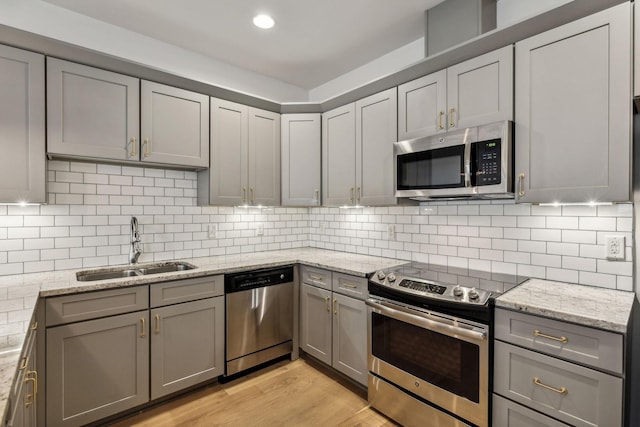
[366,299,487,342]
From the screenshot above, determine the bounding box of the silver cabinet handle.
[314,189,320,204]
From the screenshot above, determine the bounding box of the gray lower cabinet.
[6,323,37,427]
[150,296,224,399]
[46,311,150,427]
[493,308,625,427]
[45,275,225,426]
[515,2,631,203]
[0,44,46,204]
[299,266,367,385]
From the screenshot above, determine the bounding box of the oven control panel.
[370,270,491,306]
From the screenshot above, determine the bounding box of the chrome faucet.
[129,216,142,264]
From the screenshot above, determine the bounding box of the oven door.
[367,298,489,427]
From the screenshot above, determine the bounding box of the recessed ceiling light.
[253,14,275,29]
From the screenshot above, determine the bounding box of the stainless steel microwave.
[394,121,514,200]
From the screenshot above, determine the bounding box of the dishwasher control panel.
[225,265,294,292]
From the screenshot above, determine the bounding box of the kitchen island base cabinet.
[299,266,368,386]
[46,312,150,427]
[150,296,224,399]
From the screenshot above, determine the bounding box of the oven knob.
[387,273,396,283]
[377,271,386,281]
[468,287,479,300]
[453,286,464,297]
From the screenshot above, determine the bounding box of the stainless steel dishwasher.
[224,265,294,376]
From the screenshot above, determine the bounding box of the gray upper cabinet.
[322,103,356,206]
[47,58,139,162]
[635,0,640,99]
[248,107,281,206]
[398,45,513,140]
[202,98,248,206]
[515,2,631,203]
[356,88,397,206]
[322,88,397,207]
[48,59,209,169]
[281,114,321,206]
[0,45,46,204]
[201,98,280,206]
[140,80,209,168]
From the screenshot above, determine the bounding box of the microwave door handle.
[464,142,471,187]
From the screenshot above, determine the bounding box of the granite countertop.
[495,278,636,333]
[0,247,407,422]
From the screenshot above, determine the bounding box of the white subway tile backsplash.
[0,160,634,350]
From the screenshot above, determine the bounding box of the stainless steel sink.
[76,262,196,282]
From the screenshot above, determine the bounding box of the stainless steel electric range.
[366,262,526,427]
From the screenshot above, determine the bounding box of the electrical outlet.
[605,235,625,260]
[387,224,396,240]
[207,224,217,239]
[256,223,264,237]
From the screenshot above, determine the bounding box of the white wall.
[0,0,308,103]
[308,38,425,102]
[497,0,573,28]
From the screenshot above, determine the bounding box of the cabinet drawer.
[46,286,149,326]
[494,341,622,427]
[150,275,223,308]
[495,308,623,374]
[300,265,332,290]
[332,272,367,300]
[493,394,569,427]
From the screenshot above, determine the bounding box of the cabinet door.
[398,70,447,139]
[322,103,356,206]
[515,3,631,203]
[47,58,139,162]
[447,45,513,130]
[8,330,36,427]
[281,114,321,206]
[46,312,149,427]
[248,107,281,205]
[356,88,398,206]
[0,45,45,203]
[332,293,367,385]
[141,80,209,168]
[207,98,248,206]
[300,284,332,365]
[150,297,224,399]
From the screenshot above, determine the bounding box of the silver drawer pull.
[533,329,568,344]
[342,283,358,289]
[533,377,567,395]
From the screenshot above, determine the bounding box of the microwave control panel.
[472,139,501,186]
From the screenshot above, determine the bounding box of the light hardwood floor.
[109,356,398,427]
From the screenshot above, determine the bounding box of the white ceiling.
[42,0,444,90]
